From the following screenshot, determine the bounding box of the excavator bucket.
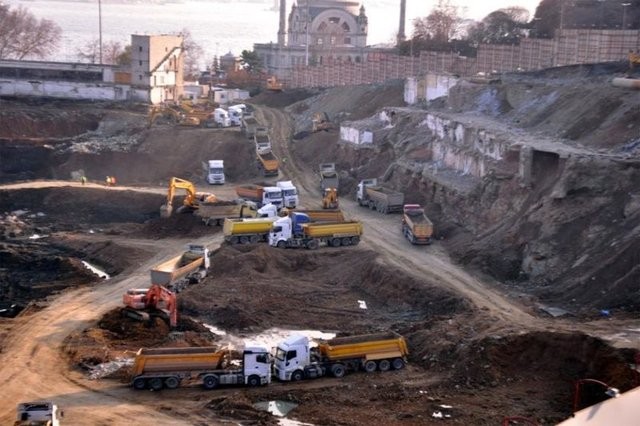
[160,204,173,218]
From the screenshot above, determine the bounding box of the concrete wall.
[0,79,147,102]
[339,126,373,145]
[405,74,459,104]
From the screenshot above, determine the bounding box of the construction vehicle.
[257,150,279,177]
[269,213,362,249]
[203,160,225,185]
[283,208,345,223]
[194,200,261,226]
[228,104,246,126]
[130,344,271,391]
[15,401,63,426]
[402,204,433,245]
[147,105,201,128]
[240,115,264,139]
[160,177,216,218]
[319,163,339,192]
[236,183,283,209]
[356,179,405,214]
[274,332,408,381]
[322,187,339,209]
[312,111,333,132]
[209,108,231,128]
[223,216,278,244]
[254,129,272,154]
[276,180,298,208]
[150,243,210,288]
[266,75,283,91]
[628,51,640,74]
[122,284,178,327]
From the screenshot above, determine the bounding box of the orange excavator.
[122,284,178,328]
[160,177,217,218]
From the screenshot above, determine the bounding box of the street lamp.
[572,378,620,413]
[622,3,631,29]
[98,0,103,64]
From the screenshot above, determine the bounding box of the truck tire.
[133,377,147,390]
[330,238,341,247]
[247,375,261,387]
[240,236,250,244]
[202,374,219,390]
[364,360,377,373]
[230,236,240,245]
[392,358,405,370]
[368,200,375,210]
[164,377,180,389]
[331,364,346,378]
[250,235,259,244]
[277,240,286,249]
[378,360,391,372]
[341,237,351,246]
[306,240,319,250]
[291,370,304,381]
[149,377,163,391]
[350,236,360,245]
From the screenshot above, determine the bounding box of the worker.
[81,176,87,185]
[111,176,117,186]
[105,176,111,186]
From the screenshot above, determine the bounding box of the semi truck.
[130,345,271,391]
[276,180,299,208]
[274,332,408,381]
[269,213,362,249]
[257,150,279,177]
[319,163,339,192]
[402,204,433,245]
[254,130,272,155]
[223,217,278,244]
[203,160,225,185]
[195,201,278,226]
[284,208,345,223]
[14,401,63,426]
[228,104,246,126]
[210,108,231,128]
[235,184,283,209]
[240,115,265,139]
[356,178,405,214]
[150,243,210,288]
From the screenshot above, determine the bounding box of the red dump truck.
[401,204,433,245]
[130,344,271,390]
[274,332,409,381]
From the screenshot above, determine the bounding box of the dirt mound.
[135,213,218,239]
[250,88,317,109]
[207,395,277,425]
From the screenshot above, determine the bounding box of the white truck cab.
[228,104,246,126]
[262,186,283,209]
[256,203,279,218]
[203,160,225,185]
[276,180,299,208]
[213,108,231,128]
[356,178,377,203]
[242,345,272,385]
[15,401,63,426]
[268,216,293,247]
[273,335,312,381]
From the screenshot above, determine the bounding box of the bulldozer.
[147,105,201,128]
[322,187,339,209]
[312,111,333,132]
[160,177,216,218]
[122,284,177,327]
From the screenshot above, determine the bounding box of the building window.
[318,22,327,31]
[139,75,142,81]
[139,46,142,52]
[139,60,142,66]
[317,37,323,45]
[344,37,351,45]
[355,56,361,63]
[342,23,350,32]
[330,36,336,45]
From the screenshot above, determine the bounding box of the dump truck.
[15,401,63,426]
[254,130,272,155]
[150,243,210,288]
[235,184,283,209]
[319,163,339,192]
[203,160,225,185]
[274,332,408,381]
[356,178,405,214]
[402,204,433,245]
[322,187,339,209]
[240,115,265,139]
[269,213,362,249]
[223,217,278,244]
[194,200,260,226]
[276,180,299,208]
[257,150,279,177]
[130,344,271,391]
[284,208,345,223]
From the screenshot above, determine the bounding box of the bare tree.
[0,4,61,60]
[179,28,204,80]
[76,39,129,65]
[467,7,530,46]
[412,0,461,44]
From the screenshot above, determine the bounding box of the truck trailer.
[235,184,283,209]
[274,332,408,381]
[223,217,278,244]
[150,244,210,288]
[319,163,339,192]
[240,115,264,139]
[257,150,279,177]
[130,345,271,390]
[269,213,362,249]
[402,204,433,245]
[284,208,345,223]
[195,200,258,226]
[254,130,272,155]
[356,178,405,214]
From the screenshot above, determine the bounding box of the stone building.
[254,0,372,78]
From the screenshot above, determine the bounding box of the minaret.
[278,0,287,46]
[397,0,406,45]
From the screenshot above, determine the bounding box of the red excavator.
[122,284,177,328]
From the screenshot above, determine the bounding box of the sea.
[4,0,539,68]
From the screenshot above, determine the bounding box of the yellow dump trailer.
[318,332,409,362]
[401,204,433,245]
[285,209,346,223]
[223,217,276,244]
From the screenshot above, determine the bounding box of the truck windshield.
[210,168,223,173]
[275,347,286,361]
[272,226,282,233]
[267,193,281,200]
[283,189,297,196]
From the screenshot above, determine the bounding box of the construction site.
[1,60,640,425]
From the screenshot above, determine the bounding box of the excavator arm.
[161,177,217,218]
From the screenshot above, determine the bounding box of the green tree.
[467,7,529,46]
[0,4,61,59]
[240,49,263,73]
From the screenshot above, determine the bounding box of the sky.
[404,0,542,22]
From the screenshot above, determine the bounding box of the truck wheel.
[306,240,319,250]
[350,236,360,245]
[164,377,180,389]
[331,364,346,378]
[240,236,250,244]
[368,201,375,210]
[133,377,147,390]
[341,237,351,246]
[378,360,391,372]
[202,374,219,390]
[392,358,405,370]
[291,370,304,381]
[277,240,286,249]
[364,360,377,373]
[250,235,259,244]
[149,377,163,391]
[330,238,341,247]
[230,236,240,245]
[247,375,261,387]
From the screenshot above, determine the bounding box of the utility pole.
[559,0,565,32]
[98,0,103,64]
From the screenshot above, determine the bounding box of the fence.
[286,29,640,89]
